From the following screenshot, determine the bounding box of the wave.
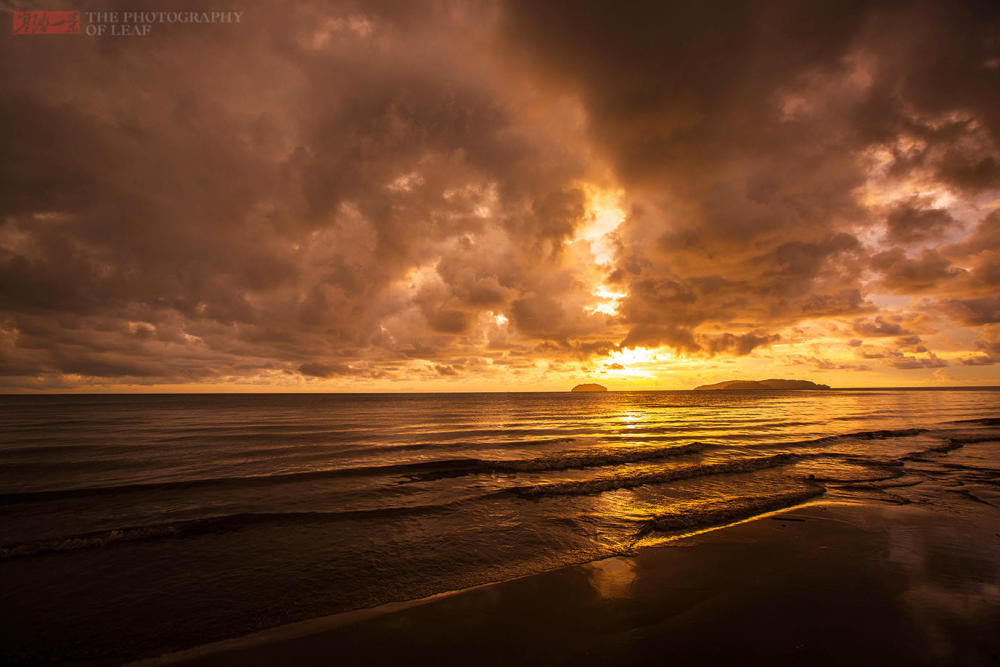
[721,427,929,456]
[1,422,986,508]
[945,488,996,507]
[636,486,826,536]
[944,417,1000,426]
[0,460,485,504]
[0,435,592,464]
[901,435,1000,461]
[0,442,707,504]
[0,443,149,457]
[348,435,583,456]
[790,427,927,447]
[402,442,706,481]
[502,453,800,498]
[0,503,460,560]
[818,472,904,485]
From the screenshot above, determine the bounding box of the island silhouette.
[694,379,831,390]
[571,383,608,392]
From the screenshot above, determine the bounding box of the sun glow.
[586,286,628,316]
[598,346,679,378]
[576,185,626,265]
[607,346,677,366]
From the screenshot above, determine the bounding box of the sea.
[1,389,998,664]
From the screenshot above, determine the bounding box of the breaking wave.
[636,486,827,536]
[503,453,801,498]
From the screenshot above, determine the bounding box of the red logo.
[11,10,81,35]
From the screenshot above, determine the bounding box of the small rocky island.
[694,379,831,391]
[571,383,608,392]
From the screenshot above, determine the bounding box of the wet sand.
[139,501,1000,667]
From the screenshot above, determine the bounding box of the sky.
[1,0,999,392]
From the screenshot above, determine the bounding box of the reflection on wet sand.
[159,502,1000,667]
[587,557,637,599]
[886,510,1000,664]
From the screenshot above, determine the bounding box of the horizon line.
[2,386,999,397]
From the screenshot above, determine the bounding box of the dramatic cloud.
[884,199,956,245]
[1,0,998,390]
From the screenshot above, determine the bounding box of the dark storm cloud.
[701,331,781,357]
[619,324,699,354]
[298,361,356,378]
[894,335,927,353]
[939,297,1000,326]
[887,353,947,370]
[789,355,870,372]
[0,0,607,386]
[942,210,1000,291]
[884,199,955,245]
[852,316,909,337]
[1,0,999,387]
[959,324,1000,365]
[870,248,965,293]
[853,342,946,369]
[503,0,1000,352]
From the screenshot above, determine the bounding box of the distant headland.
[571,383,608,392]
[694,379,831,391]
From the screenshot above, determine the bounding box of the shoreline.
[132,499,1000,666]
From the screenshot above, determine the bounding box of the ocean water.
[1,389,998,664]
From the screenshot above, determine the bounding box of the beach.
[141,501,1000,667]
